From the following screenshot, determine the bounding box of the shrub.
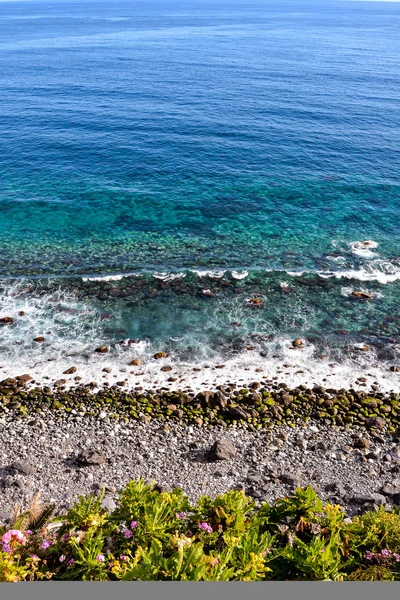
[1,479,400,581]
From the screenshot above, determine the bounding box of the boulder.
[207,439,237,461]
[154,352,168,359]
[129,359,141,366]
[95,346,108,353]
[78,448,107,466]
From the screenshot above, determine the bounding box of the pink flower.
[120,555,128,561]
[393,553,400,562]
[41,540,52,550]
[381,549,391,558]
[62,533,69,543]
[31,555,39,560]
[200,522,213,533]
[68,558,75,566]
[96,554,105,562]
[124,529,133,539]
[177,513,186,519]
[59,555,66,563]
[130,521,138,529]
[2,530,27,546]
[2,543,12,554]
[26,530,33,536]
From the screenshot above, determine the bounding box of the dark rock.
[63,367,77,375]
[380,484,399,497]
[78,448,107,466]
[279,473,301,488]
[225,406,250,420]
[154,352,168,360]
[351,493,386,506]
[0,317,14,325]
[390,366,399,373]
[33,336,45,343]
[353,437,370,449]
[247,474,263,485]
[325,482,346,498]
[292,338,303,349]
[12,460,36,476]
[2,475,16,488]
[161,366,172,372]
[95,346,108,353]
[16,374,33,385]
[207,439,237,461]
[366,417,386,430]
[129,359,141,366]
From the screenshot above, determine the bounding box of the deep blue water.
[0,0,399,388]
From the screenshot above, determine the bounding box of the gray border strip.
[2,582,400,600]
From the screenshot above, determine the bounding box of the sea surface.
[0,0,399,391]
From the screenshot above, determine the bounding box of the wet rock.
[63,367,77,375]
[33,337,45,343]
[247,297,264,308]
[12,460,36,476]
[161,366,172,372]
[207,439,237,461]
[154,352,168,360]
[129,359,141,366]
[16,374,33,385]
[78,448,107,466]
[54,379,67,387]
[95,346,108,353]
[351,291,372,301]
[292,338,303,349]
[0,317,14,325]
[390,366,399,373]
[103,367,112,373]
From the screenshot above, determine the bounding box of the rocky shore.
[0,376,400,522]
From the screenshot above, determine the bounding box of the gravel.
[1,414,400,523]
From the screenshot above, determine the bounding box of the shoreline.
[1,375,400,520]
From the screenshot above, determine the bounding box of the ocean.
[0,0,399,392]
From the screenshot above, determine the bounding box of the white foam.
[324,266,400,284]
[81,273,138,282]
[231,270,249,280]
[153,272,186,282]
[192,270,226,279]
[349,240,379,258]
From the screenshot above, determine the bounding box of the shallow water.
[0,0,399,389]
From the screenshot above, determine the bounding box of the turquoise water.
[0,0,399,387]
